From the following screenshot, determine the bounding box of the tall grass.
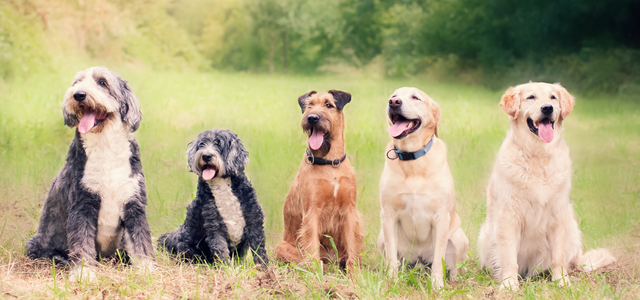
[0,68,639,298]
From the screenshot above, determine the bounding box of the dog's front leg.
[380,206,399,278]
[495,206,521,291]
[341,208,363,278]
[551,220,570,287]
[202,200,231,263]
[431,210,451,289]
[298,209,321,263]
[206,233,231,263]
[243,209,269,266]
[122,199,154,271]
[66,189,100,281]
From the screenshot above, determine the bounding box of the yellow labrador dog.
[478,82,616,290]
[378,87,469,288]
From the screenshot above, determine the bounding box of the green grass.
[0,67,639,298]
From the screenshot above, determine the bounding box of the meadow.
[0,67,639,299]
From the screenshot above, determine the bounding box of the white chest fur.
[207,177,245,247]
[81,123,139,253]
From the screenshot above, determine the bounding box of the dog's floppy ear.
[298,91,317,113]
[223,130,249,177]
[499,86,521,119]
[328,90,351,110]
[429,99,441,138]
[555,84,575,120]
[186,140,197,173]
[117,76,142,132]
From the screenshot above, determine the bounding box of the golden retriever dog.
[377,87,469,288]
[275,90,364,277]
[477,82,616,290]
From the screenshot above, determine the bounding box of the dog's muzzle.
[527,115,555,143]
[388,112,421,139]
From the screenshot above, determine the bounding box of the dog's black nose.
[202,154,212,162]
[541,104,553,115]
[307,114,320,124]
[389,97,402,108]
[73,91,86,102]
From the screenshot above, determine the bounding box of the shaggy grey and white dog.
[158,129,268,266]
[25,66,154,280]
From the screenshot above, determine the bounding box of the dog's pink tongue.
[202,168,216,180]
[388,120,411,137]
[309,129,324,150]
[78,109,97,134]
[538,122,554,143]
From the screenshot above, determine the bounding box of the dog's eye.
[412,95,420,101]
[526,95,535,100]
[214,139,221,146]
[325,103,334,109]
[551,95,557,100]
[198,142,206,149]
[97,79,107,87]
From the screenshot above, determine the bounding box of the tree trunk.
[282,30,288,73]
[269,31,275,75]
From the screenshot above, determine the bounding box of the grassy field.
[0,67,639,299]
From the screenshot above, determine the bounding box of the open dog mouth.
[201,164,218,180]
[388,113,421,139]
[527,117,555,143]
[308,128,328,151]
[78,104,108,134]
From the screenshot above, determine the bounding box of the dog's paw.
[386,265,398,280]
[554,275,571,287]
[135,259,156,274]
[69,266,97,282]
[498,277,519,291]
[431,275,445,290]
[385,259,399,279]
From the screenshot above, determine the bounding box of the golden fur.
[377,87,469,288]
[477,82,615,291]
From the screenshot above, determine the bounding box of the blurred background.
[2,0,639,95]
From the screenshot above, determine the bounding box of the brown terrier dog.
[275,90,363,275]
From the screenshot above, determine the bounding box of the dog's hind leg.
[275,241,302,263]
[157,229,181,254]
[26,180,70,263]
[445,227,469,279]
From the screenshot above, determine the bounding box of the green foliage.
[2,0,638,95]
[414,0,640,94]
[0,0,203,80]
[0,2,49,79]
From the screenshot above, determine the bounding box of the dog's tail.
[574,248,616,272]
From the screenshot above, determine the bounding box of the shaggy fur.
[25,66,153,280]
[158,129,268,266]
[275,90,364,277]
[377,87,469,289]
[477,82,616,291]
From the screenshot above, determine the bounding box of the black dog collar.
[387,137,435,161]
[306,149,347,167]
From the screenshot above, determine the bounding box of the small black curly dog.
[159,129,268,266]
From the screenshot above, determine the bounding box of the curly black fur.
[158,129,268,266]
